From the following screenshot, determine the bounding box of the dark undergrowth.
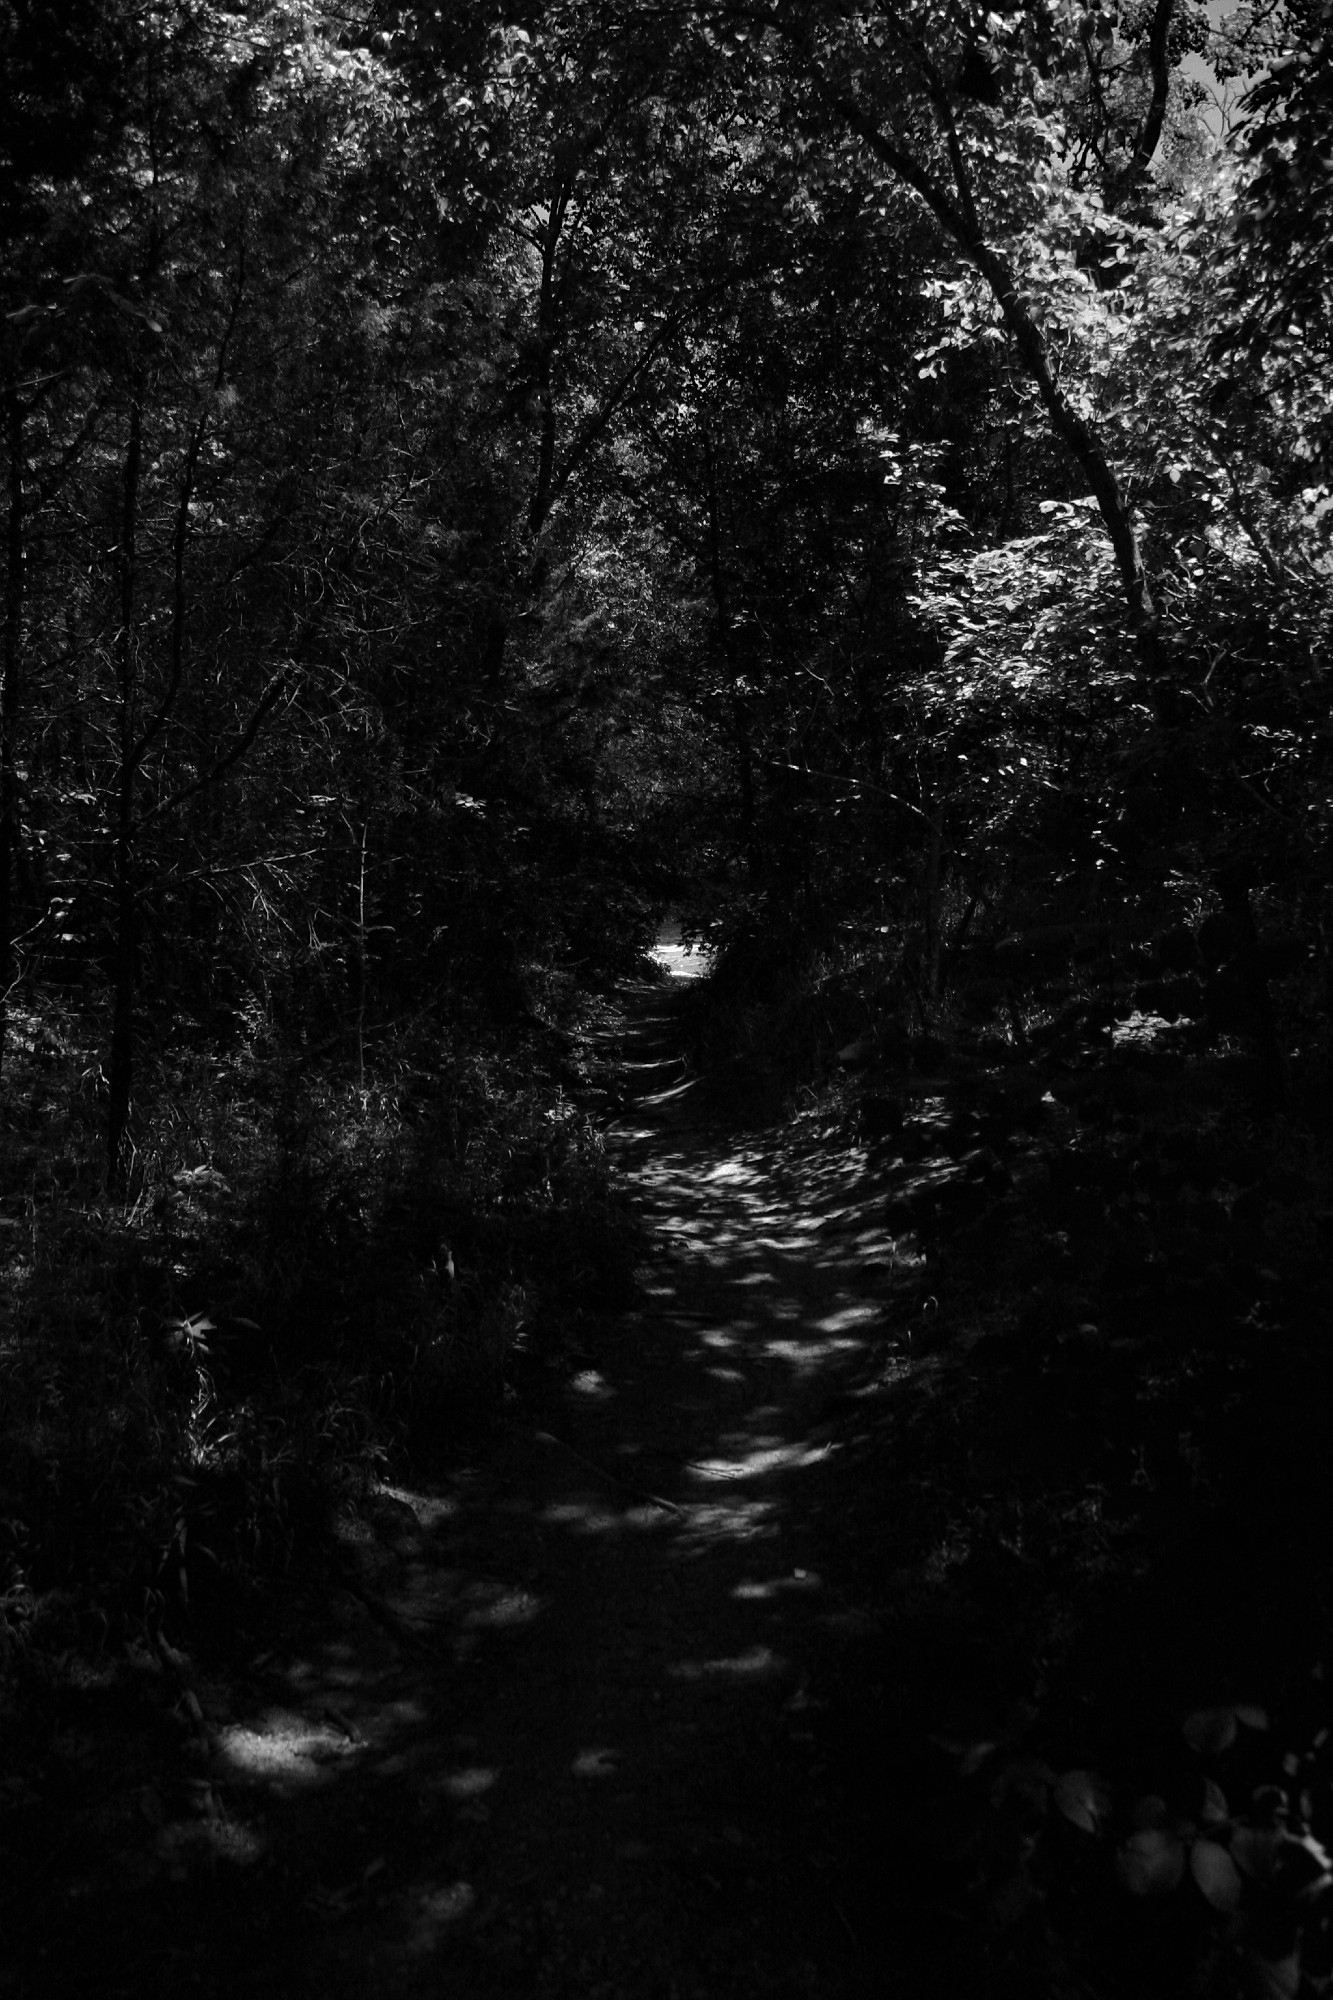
[5,884,1331,1997]
[675,900,1333,1998]
[0,989,644,1703]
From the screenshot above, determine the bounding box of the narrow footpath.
[7,950,936,1999]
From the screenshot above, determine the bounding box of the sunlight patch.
[442,1766,499,1799]
[811,1305,882,1334]
[683,1498,779,1539]
[728,1568,820,1600]
[464,1588,544,1628]
[541,1500,625,1534]
[217,1712,360,1783]
[572,1746,619,1777]
[669,1645,786,1681]
[404,1881,476,1957]
[651,926,711,981]
[761,1336,862,1371]
[732,1571,822,1601]
[644,1079,700,1108]
[688,1441,827,1480]
[569,1368,615,1400]
[1112,1009,1192,1047]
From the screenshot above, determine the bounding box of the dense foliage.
[2,21,1330,1976]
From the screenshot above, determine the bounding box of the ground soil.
[4,953,1331,1998]
[0,962,951,1999]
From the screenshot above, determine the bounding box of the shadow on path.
[7,955,932,1999]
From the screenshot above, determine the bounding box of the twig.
[530,1428,685,1516]
[330,1570,438,1656]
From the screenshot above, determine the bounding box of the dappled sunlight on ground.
[217,1713,360,1784]
[13,934,1317,2000]
[667,1645,788,1681]
[687,1441,835,1480]
[15,951,931,1998]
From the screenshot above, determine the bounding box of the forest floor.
[0,957,936,1998]
[3,950,1332,1997]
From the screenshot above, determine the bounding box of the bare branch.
[133,665,294,834]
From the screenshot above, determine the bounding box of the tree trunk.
[702,431,758,873]
[0,386,23,1079]
[527,178,570,539]
[107,384,144,1184]
[354,819,368,1090]
[922,803,945,1002]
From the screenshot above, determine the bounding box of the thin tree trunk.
[354,819,368,1091]
[0,386,23,1078]
[702,431,757,871]
[107,384,144,1184]
[527,179,570,539]
[922,804,945,1001]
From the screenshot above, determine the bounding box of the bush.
[0,1015,639,1678]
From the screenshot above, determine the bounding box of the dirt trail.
[6,962,921,1999]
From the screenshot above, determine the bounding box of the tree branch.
[804,49,1167,688]
[132,665,293,835]
[131,242,250,769]
[826,88,971,244]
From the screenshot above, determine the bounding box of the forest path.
[10,956,922,1999]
